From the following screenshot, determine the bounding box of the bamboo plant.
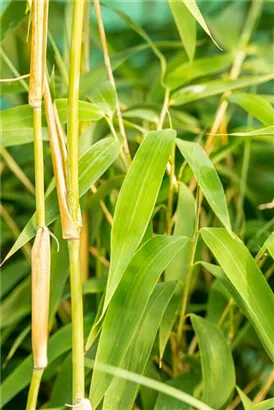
[1,1,274,410]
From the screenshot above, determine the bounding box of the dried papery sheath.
[29,0,44,108]
[44,79,79,240]
[31,226,51,369]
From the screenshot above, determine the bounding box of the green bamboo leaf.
[200,228,274,361]
[1,259,29,298]
[236,387,253,410]
[165,183,195,281]
[86,358,213,410]
[154,373,200,410]
[123,108,159,124]
[0,0,27,39]
[1,277,31,328]
[253,398,274,410]
[176,139,231,231]
[0,99,103,147]
[265,232,274,259]
[2,137,121,262]
[90,235,189,409]
[166,53,232,90]
[228,93,274,125]
[168,0,196,61]
[191,315,236,409]
[87,81,117,118]
[159,183,195,358]
[0,317,93,407]
[207,3,244,51]
[181,0,219,49]
[226,125,274,138]
[49,352,72,407]
[103,281,177,410]
[170,74,274,106]
[103,129,176,311]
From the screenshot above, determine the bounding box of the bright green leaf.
[166,53,232,90]
[176,139,231,231]
[90,235,189,408]
[103,129,176,312]
[87,81,117,118]
[181,0,219,49]
[168,1,196,61]
[191,315,235,409]
[200,228,274,361]
[170,74,274,106]
[228,93,274,125]
[103,281,177,410]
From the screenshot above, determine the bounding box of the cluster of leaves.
[1,1,274,410]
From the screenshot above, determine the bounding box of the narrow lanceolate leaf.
[226,125,274,138]
[200,228,274,361]
[160,183,195,358]
[86,359,214,410]
[154,373,200,410]
[228,93,274,125]
[0,99,103,148]
[87,81,117,118]
[265,232,274,259]
[170,74,274,106]
[103,281,177,410]
[191,315,236,409]
[103,129,176,311]
[181,0,219,49]
[166,53,232,90]
[2,138,121,262]
[165,183,195,282]
[176,139,231,231]
[236,387,253,410]
[253,399,274,410]
[90,235,189,409]
[168,0,196,61]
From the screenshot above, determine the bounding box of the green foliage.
[1,1,273,409]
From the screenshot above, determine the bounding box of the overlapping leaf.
[90,235,189,408]
[201,228,274,361]
[176,139,231,231]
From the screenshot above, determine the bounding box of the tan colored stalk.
[43,78,79,239]
[253,369,274,403]
[93,0,131,166]
[53,102,68,170]
[31,227,51,370]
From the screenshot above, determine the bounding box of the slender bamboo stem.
[27,1,49,409]
[205,0,264,153]
[93,0,131,166]
[67,0,85,401]
[68,240,85,399]
[26,368,44,410]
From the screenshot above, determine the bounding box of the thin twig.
[93,0,131,166]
